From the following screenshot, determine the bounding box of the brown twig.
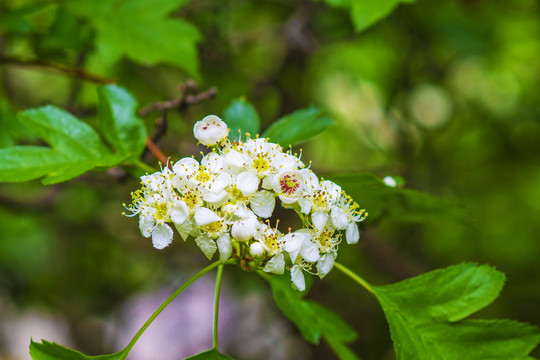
[145,138,168,166]
[0,57,116,84]
[139,85,217,117]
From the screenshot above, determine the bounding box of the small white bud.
[193,115,228,146]
[383,176,398,188]
[231,217,258,242]
[250,242,265,258]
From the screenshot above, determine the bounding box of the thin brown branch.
[0,56,116,85]
[139,85,217,117]
[145,138,168,166]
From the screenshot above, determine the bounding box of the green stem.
[121,261,222,359]
[213,264,225,350]
[133,159,156,173]
[334,261,375,295]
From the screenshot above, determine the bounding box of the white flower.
[236,171,259,196]
[291,265,305,291]
[193,115,228,146]
[152,223,174,250]
[283,230,311,263]
[231,216,259,242]
[330,206,349,230]
[127,113,368,291]
[172,157,199,178]
[272,170,304,204]
[255,223,283,255]
[299,236,320,263]
[250,242,265,257]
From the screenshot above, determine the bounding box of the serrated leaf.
[98,85,147,158]
[20,105,113,161]
[0,106,122,184]
[263,273,360,359]
[30,340,126,360]
[223,98,261,141]
[372,263,540,360]
[184,348,236,360]
[67,0,200,77]
[375,264,505,323]
[262,107,334,147]
[327,173,468,224]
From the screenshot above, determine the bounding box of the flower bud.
[231,216,258,242]
[250,242,265,258]
[193,115,228,146]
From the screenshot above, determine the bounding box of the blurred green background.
[1,0,539,359]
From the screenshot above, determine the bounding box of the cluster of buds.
[125,115,367,290]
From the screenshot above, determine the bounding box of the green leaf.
[262,107,334,147]
[264,272,321,343]
[30,340,126,360]
[263,273,360,359]
[350,0,414,32]
[0,84,147,184]
[320,0,415,32]
[374,264,505,323]
[184,348,235,360]
[98,85,147,158]
[327,173,468,224]
[0,106,122,184]
[372,263,540,360]
[0,146,70,183]
[223,98,261,141]
[309,302,361,360]
[67,0,200,77]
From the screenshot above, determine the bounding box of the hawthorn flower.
[194,115,228,146]
[126,113,367,290]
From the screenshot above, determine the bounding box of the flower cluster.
[125,115,367,290]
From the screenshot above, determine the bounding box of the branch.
[139,85,217,117]
[0,57,116,85]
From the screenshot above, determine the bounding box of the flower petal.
[312,211,329,233]
[170,200,189,225]
[193,115,228,146]
[139,212,155,239]
[236,171,260,196]
[152,223,173,250]
[300,238,320,263]
[216,233,232,262]
[263,253,285,274]
[291,265,306,291]
[195,235,217,260]
[250,190,275,218]
[250,242,265,258]
[346,222,360,244]
[317,253,335,279]
[331,206,349,230]
[194,207,221,226]
[283,232,303,262]
[173,157,199,178]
